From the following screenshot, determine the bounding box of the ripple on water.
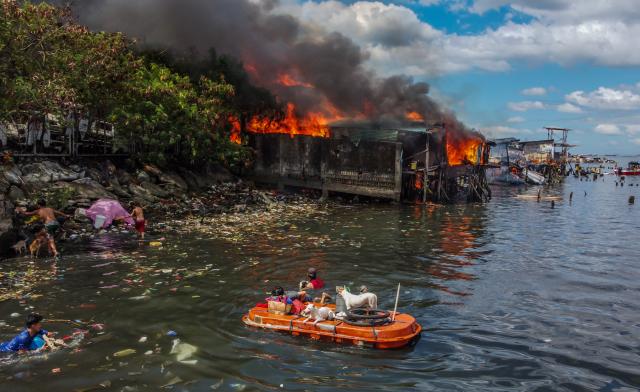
[1,174,640,390]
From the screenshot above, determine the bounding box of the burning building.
[53,0,493,202]
[246,122,491,203]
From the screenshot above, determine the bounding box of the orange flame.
[406,111,424,122]
[244,63,258,75]
[229,117,242,144]
[446,134,483,165]
[248,103,330,138]
[277,73,313,88]
[414,172,423,190]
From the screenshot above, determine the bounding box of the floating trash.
[113,348,136,357]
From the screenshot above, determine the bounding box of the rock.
[117,170,133,186]
[176,168,201,191]
[7,186,26,203]
[204,163,235,184]
[0,197,16,256]
[158,172,188,190]
[21,161,84,184]
[85,167,106,184]
[140,181,170,198]
[58,179,115,200]
[1,165,24,186]
[128,184,158,203]
[108,179,132,199]
[0,217,15,237]
[136,170,151,183]
[0,177,10,193]
[143,164,162,179]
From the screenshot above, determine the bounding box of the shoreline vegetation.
[0,0,296,255]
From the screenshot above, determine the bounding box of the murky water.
[1,163,639,391]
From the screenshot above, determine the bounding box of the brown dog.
[28,232,48,259]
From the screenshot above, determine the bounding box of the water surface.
[1,168,639,391]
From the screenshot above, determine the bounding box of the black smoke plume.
[53,0,470,130]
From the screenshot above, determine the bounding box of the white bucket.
[93,214,106,229]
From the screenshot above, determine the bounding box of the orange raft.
[242,304,422,349]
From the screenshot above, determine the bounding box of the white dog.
[336,287,377,310]
[301,304,335,326]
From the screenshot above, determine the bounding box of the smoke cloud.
[55,0,470,130]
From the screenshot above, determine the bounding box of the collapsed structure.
[487,127,573,186]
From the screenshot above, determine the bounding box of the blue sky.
[285,0,640,154]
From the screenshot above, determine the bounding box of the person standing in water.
[130,203,146,240]
[16,200,68,258]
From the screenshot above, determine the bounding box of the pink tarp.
[85,199,134,229]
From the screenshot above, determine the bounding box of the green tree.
[1,0,252,168]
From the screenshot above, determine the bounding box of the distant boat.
[616,162,640,176]
[523,169,546,185]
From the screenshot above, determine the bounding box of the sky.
[272,0,640,154]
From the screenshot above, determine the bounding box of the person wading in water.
[16,200,68,259]
[130,203,146,240]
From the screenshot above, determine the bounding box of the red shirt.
[310,278,324,289]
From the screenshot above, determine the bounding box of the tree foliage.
[0,0,252,168]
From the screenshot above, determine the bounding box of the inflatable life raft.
[242,303,421,349]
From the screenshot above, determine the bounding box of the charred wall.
[249,134,402,200]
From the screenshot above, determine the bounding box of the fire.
[244,63,258,75]
[446,133,484,165]
[277,73,313,88]
[229,117,242,144]
[227,103,332,142]
[414,172,423,190]
[248,103,330,138]
[406,111,424,122]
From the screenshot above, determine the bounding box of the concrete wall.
[249,134,402,201]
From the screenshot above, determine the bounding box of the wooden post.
[423,131,429,203]
[392,283,400,322]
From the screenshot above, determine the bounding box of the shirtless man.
[130,203,145,240]
[17,200,68,258]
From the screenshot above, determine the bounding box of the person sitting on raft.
[0,313,59,353]
[266,287,311,315]
[266,286,293,305]
[301,268,325,290]
[299,268,331,304]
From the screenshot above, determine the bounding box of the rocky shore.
[0,158,313,257]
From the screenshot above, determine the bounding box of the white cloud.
[521,87,547,96]
[508,101,546,112]
[470,1,640,24]
[480,125,530,138]
[278,1,640,77]
[594,124,622,135]
[566,87,640,110]
[557,103,583,113]
[625,125,640,134]
[632,138,640,145]
[507,116,525,123]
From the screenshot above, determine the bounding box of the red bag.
[291,299,305,315]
